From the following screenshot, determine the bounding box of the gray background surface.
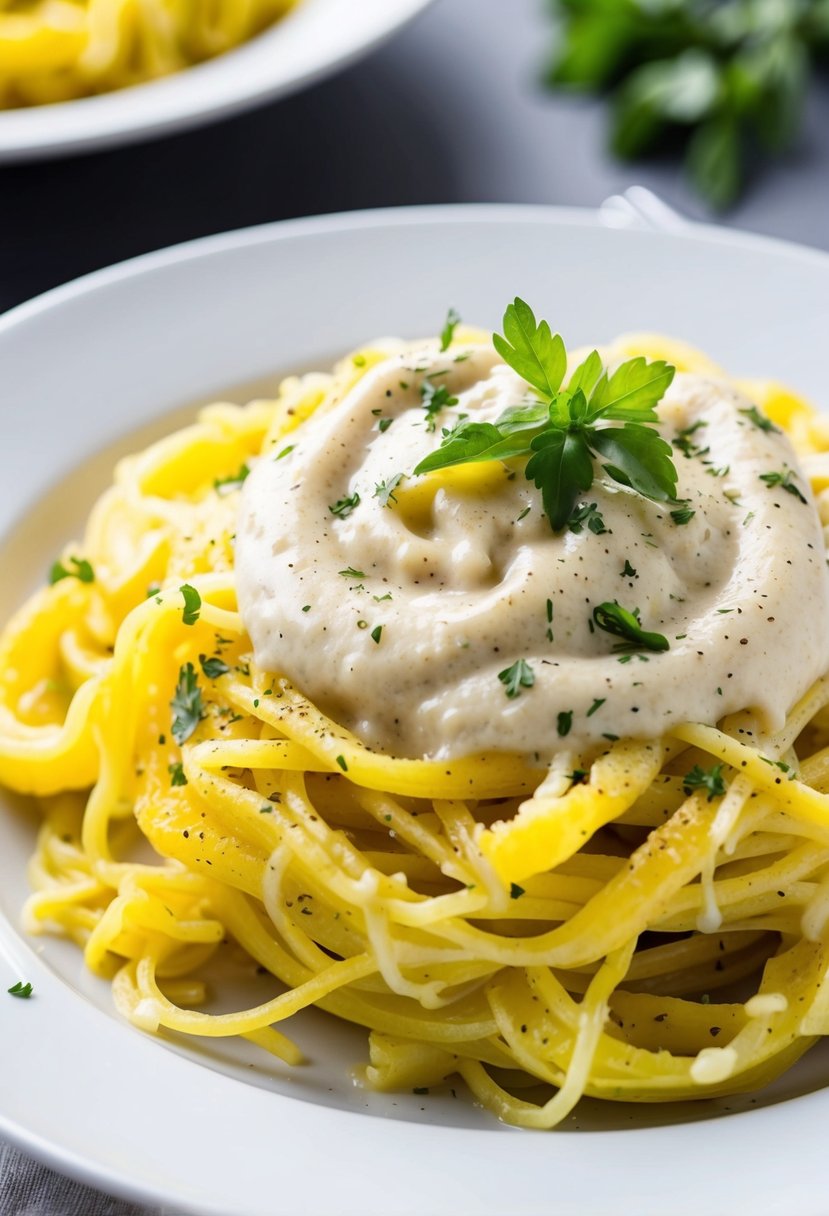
[1,0,828,1211]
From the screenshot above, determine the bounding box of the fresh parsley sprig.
[413,298,678,532]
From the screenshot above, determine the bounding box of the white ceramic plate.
[3,205,829,1216]
[0,0,432,163]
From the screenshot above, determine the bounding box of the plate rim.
[4,202,829,1216]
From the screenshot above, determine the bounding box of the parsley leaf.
[498,658,535,700]
[440,307,461,352]
[168,761,188,787]
[557,710,573,736]
[329,492,361,518]
[413,299,678,531]
[170,662,204,745]
[199,653,229,679]
[759,467,807,504]
[509,882,525,899]
[7,981,33,998]
[683,763,727,801]
[567,501,607,535]
[180,583,201,626]
[492,297,567,399]
[592,602,670,653]
[49,556,94,585]
[339,567,366,580]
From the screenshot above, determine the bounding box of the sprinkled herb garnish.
[759,467,807,504]
[516,506,531,521]
[170,662,204,745]
[621,559,638,578]
[509,882,525,899]
[370,625,383,644]
[593,601,670,653]
[739,405,779,433]
[49,556,94,585]
[214,463,250,494]
[586,697,606,717]
[199,654,229,679]
[498,658,536,699]
[421,381,459,432]
[670,505,696,525]
[683,763,727,801]
[339,567,366,580]
[570,769,588,785]
[180,583,201,626]
[672,420,709,460]
[335,755,348,772]
[374,474,404,508]
[440,307,461,352]
[378,417,394,433]
[414,298,677,531]
[567,502,607,535]
[7,981,32,999]
[168,762,188,787]
[275,445,295,461]
[329,492,361,518]
[557,710,573,736]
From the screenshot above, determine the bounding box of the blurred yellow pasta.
[0,0,298,107]
[5,334,829,1129]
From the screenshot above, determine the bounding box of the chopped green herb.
[557,710,573,737]
[586,697,606,717]
[370,625,383,644]
[180,583,201,626]
[421,381,459,432]
[378,417,394,433]
[374,473,404,508]
[170,662,204,745]
[673,421,710,460]
[373,593,393,603]
[440,307,461,352]
[683,763,727,801]
[739,406,779,433]
[414,298,677,532]
[329,492,361,518]
[168,762,188,787]
[339,567,366,580]
[516,506,531,521]
[214,463,250,494]
[570,769,589,785]
[509,882,526,900]
[335,755,348,772]
[621,559,638,578]
[7,981,32,999]
[567,501,607,535]
[759,467,807,504]
[670,505,696,525]
[498,658,535,699]
[301,605,311,613]
[275,445,295,461]
[593,601,670,653]
[199,654,229,679]
[49,556,95,585]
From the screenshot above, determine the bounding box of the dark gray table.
[2,0,829,1212]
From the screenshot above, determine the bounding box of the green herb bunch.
[413,298,679,532]
[546,0,829,207]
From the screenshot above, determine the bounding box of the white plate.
[3,205,829,1216]
[0,0,432,163]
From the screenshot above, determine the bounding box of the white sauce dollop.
[236,344,829,760]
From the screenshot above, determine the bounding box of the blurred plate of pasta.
[3,205,829,1216]
[0,0,433,162]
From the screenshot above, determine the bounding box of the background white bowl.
[0,0,433,162]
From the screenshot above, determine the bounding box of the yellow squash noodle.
[5,334,829,1129]
[0,0,298,108]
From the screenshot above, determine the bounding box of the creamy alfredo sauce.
[236,343,829,760]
